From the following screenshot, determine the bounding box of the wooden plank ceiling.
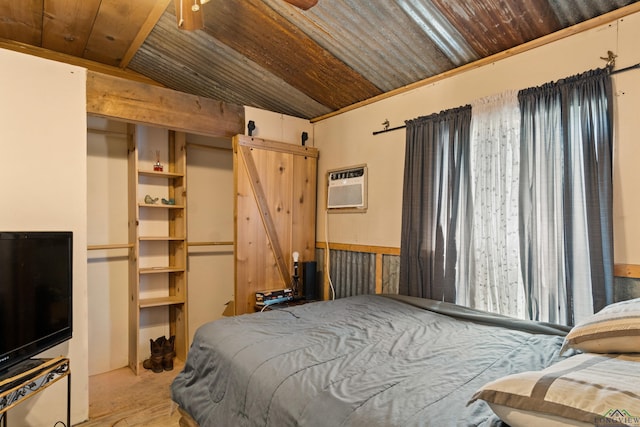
[0,0,638,120]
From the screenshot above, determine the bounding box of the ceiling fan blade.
[283,0,318,10]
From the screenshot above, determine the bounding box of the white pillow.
[470,353,640,427]
[562,297,640,353]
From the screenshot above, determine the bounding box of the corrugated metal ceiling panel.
[549,0,638,27]
[127,12,332,119]
[263,0,460,92]
[2,0,637,119]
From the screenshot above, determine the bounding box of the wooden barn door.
[233,135,318,315]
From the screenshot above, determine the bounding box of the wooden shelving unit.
[128,125,188,375]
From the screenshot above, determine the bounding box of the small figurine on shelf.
[161,198,175,205]
[144,195,159,204]
[153,150,163,172]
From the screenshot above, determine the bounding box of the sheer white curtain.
[456,91,525,318]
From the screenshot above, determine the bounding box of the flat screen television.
[0,231,73,374]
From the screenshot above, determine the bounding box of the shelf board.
[139,236,186,241]
[139,266,185,274]
[138,170,184,179]
[138,203,185,209]
[139,296,185,308]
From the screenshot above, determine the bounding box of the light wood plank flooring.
[77,361,184,427]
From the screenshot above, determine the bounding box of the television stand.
[0,357,70,427]
[0,359,45,385]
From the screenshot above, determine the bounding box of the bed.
[171,294,572,426]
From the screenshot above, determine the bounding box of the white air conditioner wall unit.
[327,164,367,212]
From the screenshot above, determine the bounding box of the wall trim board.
[86,71,245,137]
[614,264,640,279]
[316,242,398,298]
[311,1,640,123]
[318,242,639,280]
[316,241,400,256]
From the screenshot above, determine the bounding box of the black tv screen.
[0,231,73,373]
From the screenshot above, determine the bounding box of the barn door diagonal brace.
[239,145,290,287]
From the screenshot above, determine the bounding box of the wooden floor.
[77,361,184,427]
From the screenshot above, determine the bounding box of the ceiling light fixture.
[177,0,315,31]
[191,0,209,12]
[176,0,206,31]
[284,0,318,10]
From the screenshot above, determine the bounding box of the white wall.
[245,106,314,146]
[611,13,640,265]
[185,134,235,333]
[87,117,129,375]
[0,49,89,425]
[314,11,640,266]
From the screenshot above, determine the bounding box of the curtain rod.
[372,124,406,135]
[610,62,640,75]
[373,62,640,136]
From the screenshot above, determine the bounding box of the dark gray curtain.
[519,68,613,325]
[399,106,472,301]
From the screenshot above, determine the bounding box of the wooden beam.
[0,38,161,86]
[120,0,172,68]
[86,71,245,137]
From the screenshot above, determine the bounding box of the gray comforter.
[171,294,568,426]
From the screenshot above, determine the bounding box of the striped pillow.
[563,297,640,354]
[470,353,640,427]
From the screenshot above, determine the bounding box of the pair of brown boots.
[142,335,175,373]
